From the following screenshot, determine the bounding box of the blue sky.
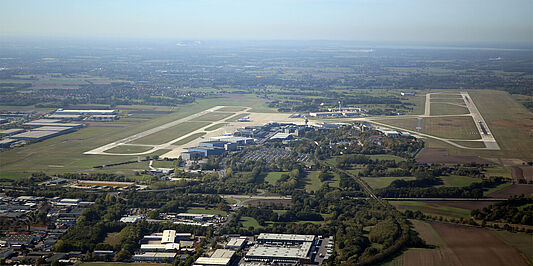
[1,0,531,43]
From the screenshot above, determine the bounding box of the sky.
[1,0,532,43]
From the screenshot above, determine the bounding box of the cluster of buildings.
[376,128,412,138]
[309,107,366,118]
[52,109,118,121]
[0,196,93,264]
[132,230,199,263]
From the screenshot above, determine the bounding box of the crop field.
[430,102,469,115]
[362,176,415,189]
[389,201,471,219]
[493,230,533,263]
[191,112,235,122]
[130,121,210,145]
[104,145,153,154]
[389,220,530,266]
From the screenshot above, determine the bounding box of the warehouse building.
[209,136,255,145]
[225,238,246,250]
[256,233,315,245]
[76,180,135,188]
[194,249,235,266]
[55,109,116,115]
[133,252,176,262]
[187,146,225,157]
[46,114,83,120]
[243,233,316,264]
[10,130,70,141]
[180,151,204,161]
[0,139,18,148]
[0,128,25,136]
[23,122,83,128]
[88,115,119,121]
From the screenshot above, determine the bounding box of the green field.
[378,116,481,140]
[450,140,486,148]
[204,123,228,131]
[240,216,263,229]
[302,171,340,192]
[362,176,416,189]
[439,175,482,187]
[389,201,471,219]
[104,145,153,154]
[217,106,246,112]
[130,121,210,145]
[192,112,235,122]
[264,171,286,185]
[225,113,250,122]
[171,132,206,145]
[425,90,533,159]
[367,154,407,162]
[430,102,469,115]
[186,207,226,216]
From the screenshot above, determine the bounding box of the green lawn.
[378,116,481,140]
[130,121,210,145]
[217,106,246,112]
[439,175,482,187]
[430,102,469,116]
[302,171,340,192]
[362,176,416,189]
[367,154,407,162]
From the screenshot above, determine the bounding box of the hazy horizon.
[1,0,532,44]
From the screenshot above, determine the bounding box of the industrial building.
[194,249,235,266]
[180,151,204,160]
[187,146,225,157]
[0,113,30,119]
[225,238,246,250]
[88,115,119,121]
[244,233,316,264]
[401,92,416,96]
[23,122,83,128]
[46,114,83,120]
[0,139,18,148]
[0,128,25,136]
[209,136,254,145]
[55,109,116,115]
[10,129,72,141]
[133,252,176,262]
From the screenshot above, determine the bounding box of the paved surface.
[460,91,500,150]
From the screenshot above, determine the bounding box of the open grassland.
[302,171,340,192]
[171,132,206,145]
[427,90,533,159]
[104,145,153,154]
[204,123,228,131]
[430,102,469,115]
[240,216,263,229]
[217,106,246,112]
[130,121,210,145]
[450,140,486,148]
[192,112,234,122]
[439,175,482,187]
[367,154,407,162]
[362,176,415,189]
[379,116,480,140]
[264,171,285,185]
[389,201,471,219]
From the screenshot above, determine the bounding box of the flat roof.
[211,249,235,258]
[10,130,62,139]
[177,213,216,217]
[269,133,292,140]
[161,230,176,244]
[0,128,25,135]
[0,139,17,144]
[76,180,135,186]
[56,109,115,113]
[226,238,246,247]
[245,242,312,260]
[23,122,82,127]
[134,252,177,258]
[47,114,83,118]
[33,126,73,132]
[194,257,231,266]
[31,119,62,123]
[257,233,315,242]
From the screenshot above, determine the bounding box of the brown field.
[407,220,530,266]
[510,166,533,183]
[416,148,492,164]
[431,201,498,210]
[487,184,533,198]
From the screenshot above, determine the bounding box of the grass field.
[104,145,153,154]
[130,121,210,145]
[186,207,226,216]
[192,112,235,122]
[379,116,480,140]
[240,216,263,229]
[439,175,482,187]
[362,176,415,189]
[450,140,486,148]
[483,182,513,196]
[367,154,407,162]
[171,132,206,145]
[430,102,469,115]
[217,106,246,112]
[264,171,285,185]
[389,201,471,219]
[225,113,250,122]
[204,123,227,131]
[302,171,340,192]
[426,90,533,159]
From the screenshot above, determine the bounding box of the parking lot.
[314,236,334,264]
